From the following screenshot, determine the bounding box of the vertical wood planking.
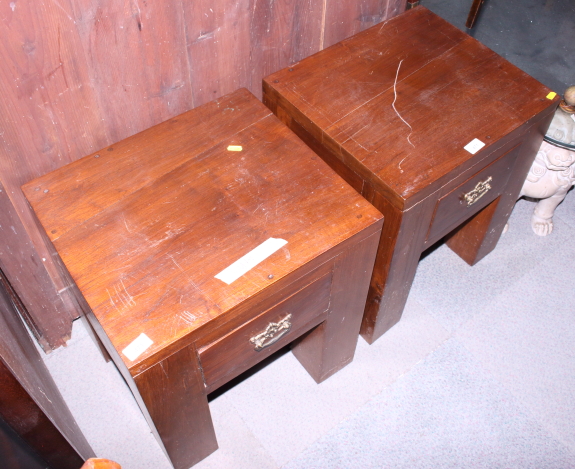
[248,0,324,98]
[0,0,115,345]
[0,0,108,182]
[0,0,405,350]
[183,0,251,106]
[385,0,408,20]
[0,182,71,350]
[185,0,325,104]
[72,0,194,142]
[324,0,406,48]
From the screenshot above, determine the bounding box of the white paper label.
[215,238,287,285]
[464,138,486,154]
[122,333,153,361]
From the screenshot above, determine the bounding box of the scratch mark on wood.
[45,63,63,80]
[320,0,327,50]
[159,362,169,379]
[122,214,132,233]
[56,25,69,90]
[106,288,120,312]
[149,227,185,248]
[132,0,142,30]
[117,278,136,307]
[180,311,198,325]
[193,30,216,44]
[37,387,53,404]
[392,59,415,153]
[121,278,136,306]
[286,83,333,125]
[347,136,369,152]
[189,279,202,296]
[168,254,184,272]
[114,284,128,309]
[50,0,75,23]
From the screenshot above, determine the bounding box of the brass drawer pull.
[250,314,292,351]
[463,176,492,206]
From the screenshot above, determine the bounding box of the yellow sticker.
[227,145,243,151]
[546,92,557,100]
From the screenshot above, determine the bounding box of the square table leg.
[446,120,553,265]
[292,229,381,381]
[359,190,437,344]
[133,344,217,469]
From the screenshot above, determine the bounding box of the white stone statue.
[520,86,575,236]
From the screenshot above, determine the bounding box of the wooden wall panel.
[0,0,405,351]
[184,0,253,106]
[185,0,325,105]
[324,0,407,48]
[0,0,115,349]
[0,182,71,350]
[0,0,108,179]
[72,0,194,141]
[248,0,325,98]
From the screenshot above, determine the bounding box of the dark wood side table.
[263,6,558,344]
[23,89,383,469]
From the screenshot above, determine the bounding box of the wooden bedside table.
[23,89,383,469]
[263,6,558,344]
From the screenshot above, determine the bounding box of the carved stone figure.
[520,86,575,236]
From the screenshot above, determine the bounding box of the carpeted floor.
[41,1,575,468]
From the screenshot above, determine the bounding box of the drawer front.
[426,144,520,244]
[199,271,332,392]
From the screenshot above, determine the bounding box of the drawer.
[199,271,333,392]
[426,144,520,245]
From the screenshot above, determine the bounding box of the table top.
[264,6,558,209]
[23,89,382,372]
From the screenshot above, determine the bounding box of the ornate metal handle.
[463,176,492,206]
[250,314,292,351]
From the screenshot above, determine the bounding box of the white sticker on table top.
[122,333,153,361]
[464,138,486,155]
[215,238,287,285]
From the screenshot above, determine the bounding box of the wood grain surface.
[200,271,332,391]
[263,6,558,343]
[264,7,557,210]
[25,88,383,468]
[24,88,383,373]
[134,343,217,469]
[2,0,405,351]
